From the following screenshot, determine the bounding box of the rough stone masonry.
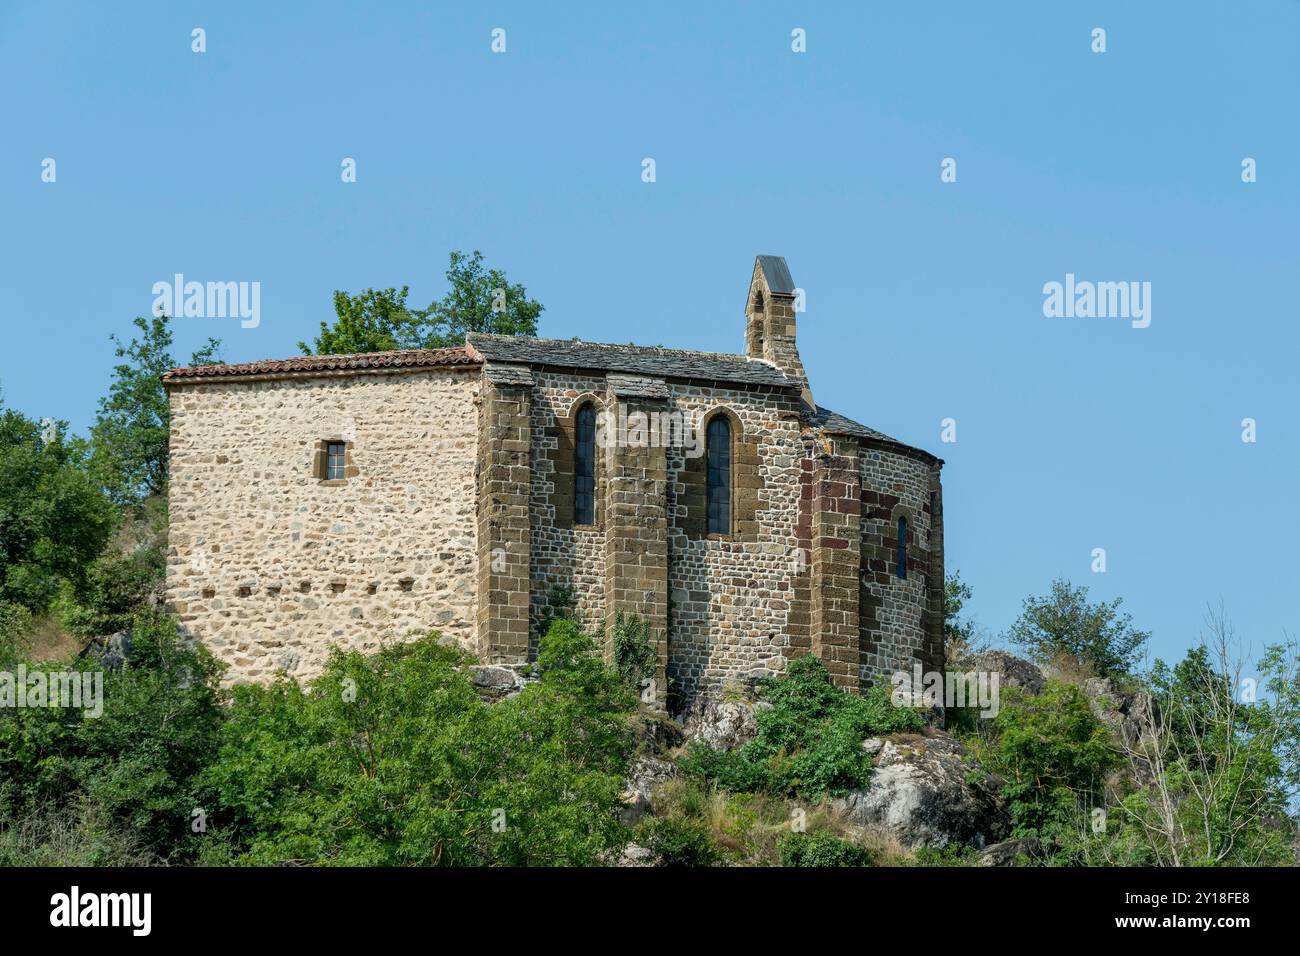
[163,256,945,713]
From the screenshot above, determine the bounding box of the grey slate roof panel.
[606,373,670,400]
[757,255,796,295]
[803,403,942,465]
[466,333,798,389]
[483,362,535,387]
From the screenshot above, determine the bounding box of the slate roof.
[482,362,535,387]
[606,373,671,400]
[466,333,797,389]
[161,332,939,464]
[803,403,942,465]
[756,255,796,295]
[162,346,478,382]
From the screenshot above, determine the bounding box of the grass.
[646,777,915,866]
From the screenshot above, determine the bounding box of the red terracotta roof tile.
[162,346,479,382]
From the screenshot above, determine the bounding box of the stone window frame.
[700,406,746,542]
[573,402,598,527]
[553,393,606,530]
[311,437,358,486]
[889,502,918,582]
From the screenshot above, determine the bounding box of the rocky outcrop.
[78,631,133,670]
[955,650,1046,697]
[681,698,760,751]
[620,756,679,826]
[978,837,1041,866]
[833,731,1009,851]
[1080,677,1159,749]
[616,844,655,867]
[467,664,531,701]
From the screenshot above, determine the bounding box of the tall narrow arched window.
[896,516,908,580]
[706,416,732,535]
[574,404,596,525]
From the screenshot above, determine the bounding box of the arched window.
[574,404,596,525]
[706,416,732,535]
[896,516,908,580]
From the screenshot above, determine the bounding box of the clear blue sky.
[2,1,1296,668]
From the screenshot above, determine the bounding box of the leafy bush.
[611,612,657,690]
[205,620,637,866]
[639,816,720,867]
[1067,632,1300,867]
[0,601,34,668]
[535,584,576,641]
[779,830,873,867]
[0,609,225,860]
[969,681,1115,850]
[679,655,923,800]
[59,546,165,637]
[910,843,980,867]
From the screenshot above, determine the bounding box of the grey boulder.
[832,731,1009,851]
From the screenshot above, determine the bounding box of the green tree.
[418,249,543,347]
[300,250,543,355]
[90,315,221,504]
[297,286,419,356]
[0,408,116,613]
[943,571,985,658]
[1076,614,1298,867]
[1008,579,1149,679]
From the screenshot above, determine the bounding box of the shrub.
[680,655,923,800]
[59,546,165,637]
[0,798,159,867]
[969,681,1115,850]
[0,608,225,860]
[206,620,637,866]
[910,843,980,867]
[0,601,34,667]
[611,612,656,690]
[639,816,720,867]
[779,830,873,867]
[1067,632,1300,868]
[534,584,576,641]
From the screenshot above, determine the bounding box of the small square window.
[326,441,346,480]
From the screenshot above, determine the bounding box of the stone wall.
[603,390,670,706]
[810,447,863,692]
[166,368,480,683]
[475,369,534,663]
[858,443,945,686]
[664,384,805,708]
[524,372,803,708]
[167,357,945,709]
[527,370,610,654]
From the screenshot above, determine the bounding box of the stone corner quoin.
[162,255,945,714]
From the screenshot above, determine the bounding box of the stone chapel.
[164,256,945,711]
